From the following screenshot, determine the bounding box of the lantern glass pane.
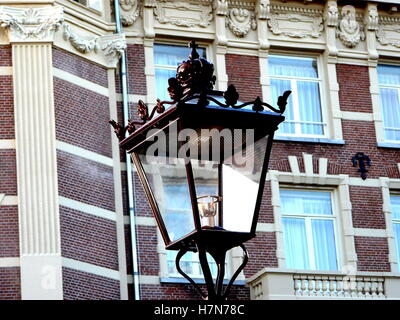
[191,130,269,233]
[222,135,269,233]
[137,154,196,242]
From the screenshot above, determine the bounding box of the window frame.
[377,63,400,144]
[279,185,342,271]
[268,52,329,139]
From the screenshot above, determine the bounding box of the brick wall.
[57,150,115,211]
[0,268,21,300]
[0,206,19,258]
[337,64,373,113]
[62,268,120,300]
[53,47,108,87]
[60,206,119,270]
[225,54,262,102]
[0,76,14,139]
[354,237,391,272]
[54,78,112,158]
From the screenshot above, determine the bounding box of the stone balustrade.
[247,268,400,300]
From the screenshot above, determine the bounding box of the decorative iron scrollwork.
[352,152,371,180]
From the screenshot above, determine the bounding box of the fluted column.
[0,5,64,299]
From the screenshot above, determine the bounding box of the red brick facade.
[1,25,400,300]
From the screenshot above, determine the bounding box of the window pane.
[378,65,400,85]
[391,195,400,220]
[394,223,400,272]
[270,79,295,134]
[155,69,177,101]
[280,190,333,216]
[379,88,400,141]
[283,217,309,269]
[269,55,318,78]
[312,219,338,270]
[297,81,324,135]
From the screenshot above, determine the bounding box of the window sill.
[377,142,400,149]
[160,277,246,286]
[274,136,345,145]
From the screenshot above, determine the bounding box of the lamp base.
[175,242,248,301]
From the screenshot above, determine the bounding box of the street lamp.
[110,41,290,301]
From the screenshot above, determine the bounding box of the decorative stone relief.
[63,24,98,53]
[256,0,270,20]
[120,0,141,26]
[365,5,379,31]
[325,1,339,27]
[267,5,324,38]
[0,6,63,42]
[154,1,213,28]
[214,0,228,16]
[226,8,257,37]
[62,23,126,66]
[100,34,127,64]
[336,5,365,48]
[376,16,400,48]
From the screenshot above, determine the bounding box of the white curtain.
[378,65,400,141]
[283,218,309,269]
[394,224,400,272]
[312,219,337,270]
[391,195,400,219]
[281,190,337,270]
[269,55,323,136]
[379,88,400,141]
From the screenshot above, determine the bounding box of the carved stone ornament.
[376,16,400,48]
[63,24,98,54]
[154,1,213,28]
[365,5,379,31]
[337,5,365,48]
[268,5,324,38]
[99,34,127,63]
[256,0,270,20]
[226,8,257,37]
[325,2,339,27]
[119,0,140,26]
[214,0,228,16]
[0,6,63,42]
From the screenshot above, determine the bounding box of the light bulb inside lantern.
[197,195,221,228]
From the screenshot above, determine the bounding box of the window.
[164,184,222,279]
[269,55,325,137]
[378,65,400,142]
[390,195,400,271]
[280,189,339,271]
[154,43,206,102]
[73,0,102,11]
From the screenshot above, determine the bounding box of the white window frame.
[279,186,341,271]
[268,53,328,139]
[377,63,400,144]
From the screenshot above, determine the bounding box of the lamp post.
[110,41,290,301]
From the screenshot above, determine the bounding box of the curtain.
[312,219,338,270]
[379,88,400,141]
[297,81,324,135]
[281,190,332,216]
[283,217,309,269]
[271,79,295,134]
[391,195,400,219]
[269,55,323,136]
[394,224,400,272]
